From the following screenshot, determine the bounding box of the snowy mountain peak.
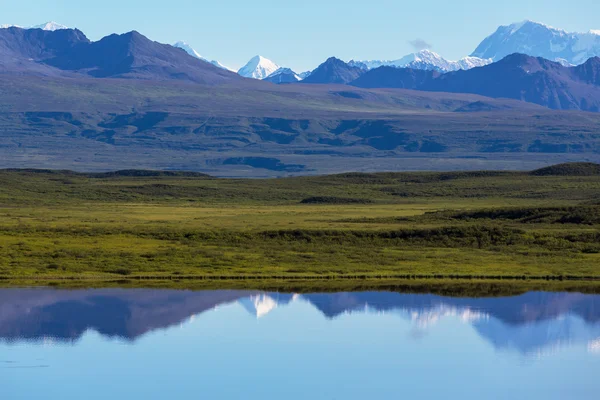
[238,55,280,79]
[31,21,69,31]
[472,21,600,65]
[173,41,234,72]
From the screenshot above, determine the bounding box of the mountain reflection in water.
[1,288,599,356]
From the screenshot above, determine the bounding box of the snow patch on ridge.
[1,21,68,31]
[31,21,68,31]
[173,41,234,71]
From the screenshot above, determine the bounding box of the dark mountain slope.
[0,26,89,76]
[573,57,600,85]
[302,57,366,84]
[45,31,240,84]
[0,27,241,84]
[351,67,439,89]
[432,54,600,111]
[0,26,88,59]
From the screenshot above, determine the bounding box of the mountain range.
[176,20,600,80]
[5,20,600,79]
[1,22,600,175]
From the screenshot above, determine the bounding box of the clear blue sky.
[4,0,600,71]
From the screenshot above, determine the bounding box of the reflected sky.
[2,289,600,399]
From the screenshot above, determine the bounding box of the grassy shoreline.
[0,164,598,283]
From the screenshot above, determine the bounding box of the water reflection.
[1,288,599,356]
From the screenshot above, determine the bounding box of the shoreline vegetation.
[0,162,599,289]
[4,278,600,297]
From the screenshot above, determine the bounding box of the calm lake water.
[2,288,600,399]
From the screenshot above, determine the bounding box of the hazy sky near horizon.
[4,1,600,71]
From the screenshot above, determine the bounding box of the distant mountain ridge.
[349,50,492,73]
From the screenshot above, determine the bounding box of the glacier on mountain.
[472,20,600,65]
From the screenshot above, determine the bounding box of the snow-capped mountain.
[173,41,234,71]
[472,20,600,65]
[349,50,491,73]
[1,21,69,31]
[238,55,279,79]
[263,67,301,83]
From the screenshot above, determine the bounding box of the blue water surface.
[1,289,599,399]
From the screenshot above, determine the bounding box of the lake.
[2,288,600,399]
